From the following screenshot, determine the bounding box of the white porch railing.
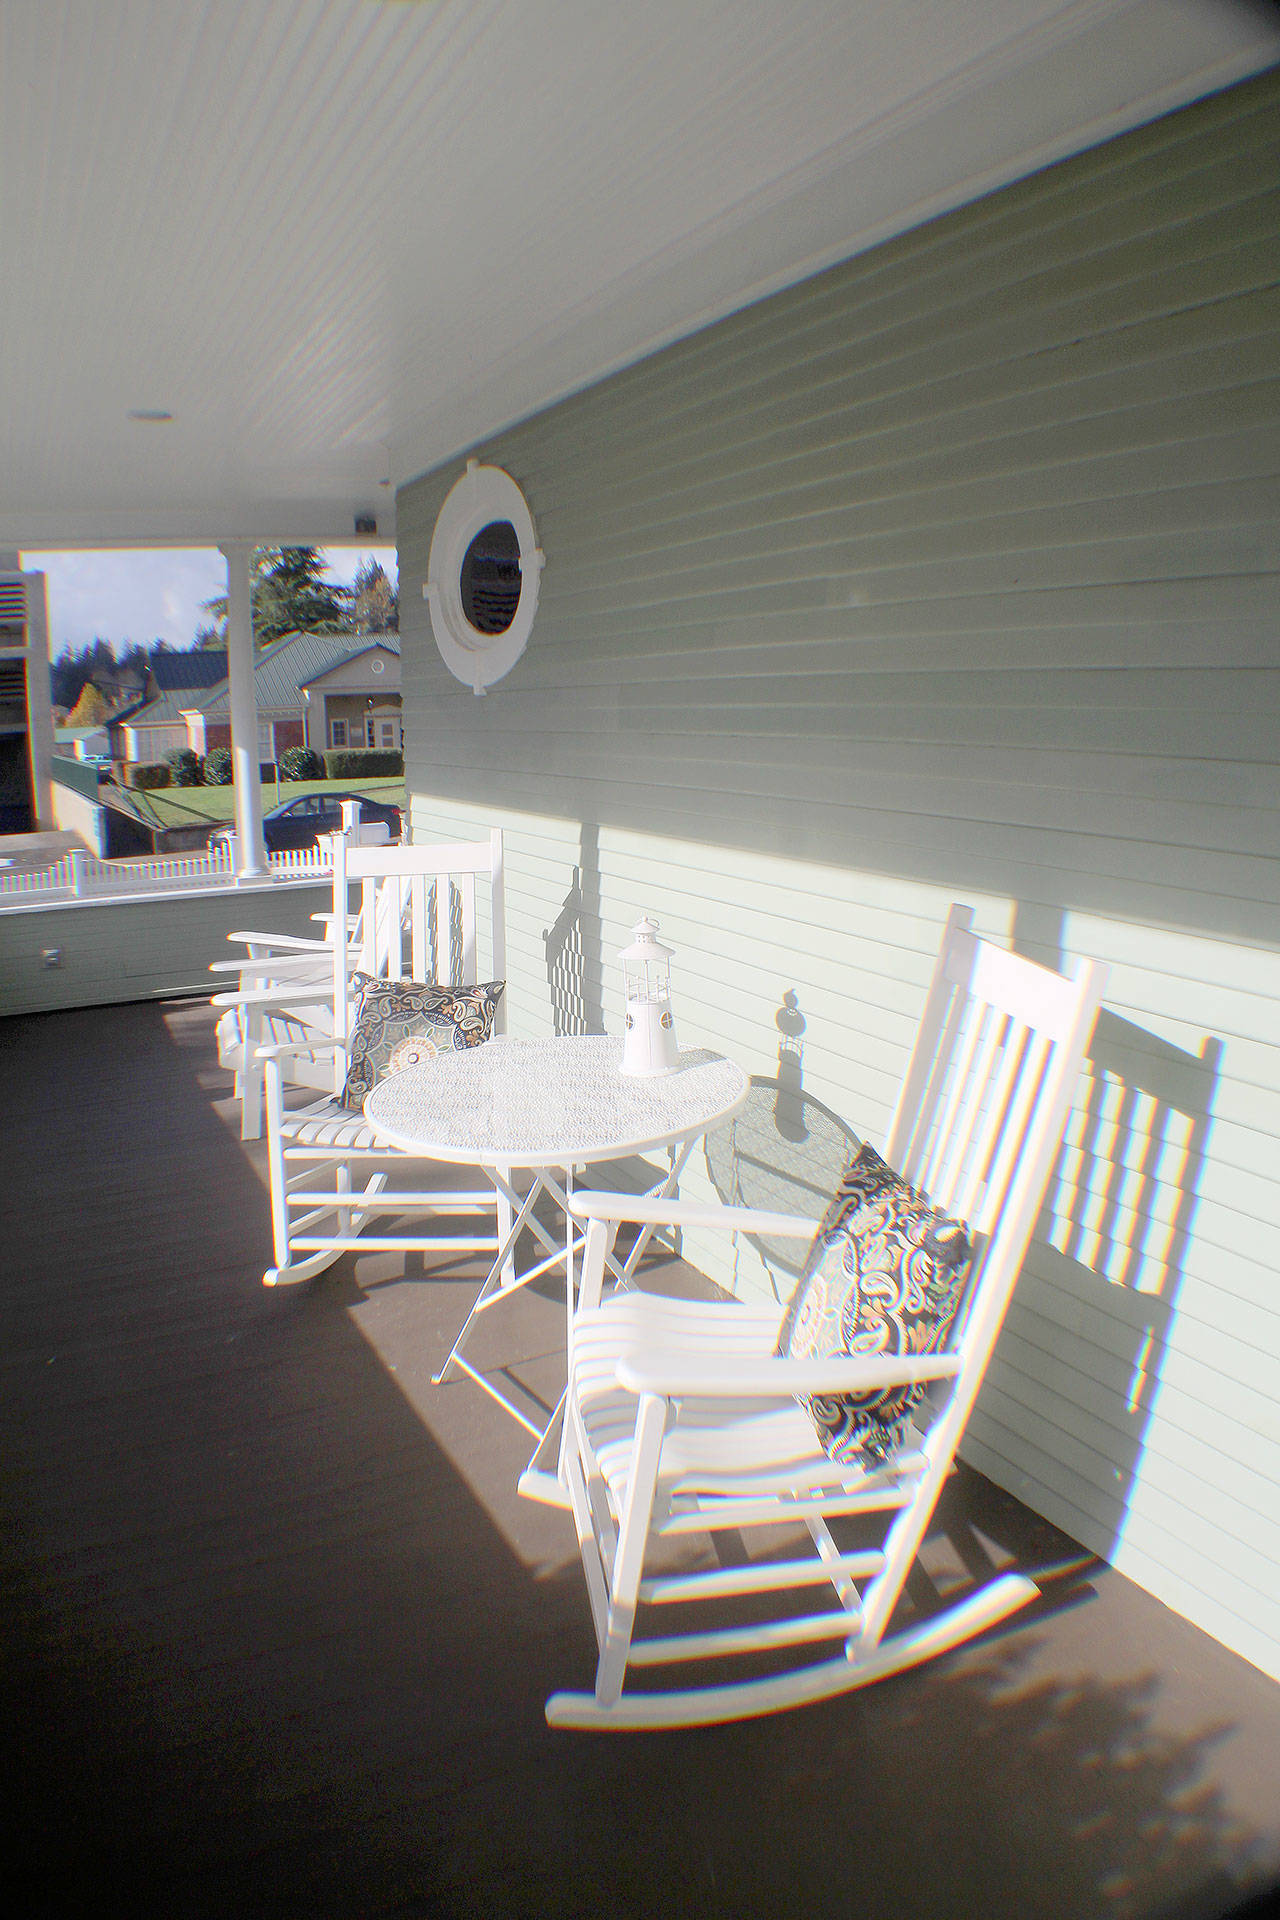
[0,840,333,904]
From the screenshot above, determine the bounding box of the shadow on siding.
[543,822,605,1036]
[1003,897,1224,1565]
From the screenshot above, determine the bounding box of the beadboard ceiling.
[4,0,1278,549]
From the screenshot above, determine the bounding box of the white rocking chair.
[548,905,1106,1730]
[210,810,396,1139]
[256,829,509,1288]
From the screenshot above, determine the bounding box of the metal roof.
[120,689,205,729]
[195,631,401,714]
[150,651,228,692]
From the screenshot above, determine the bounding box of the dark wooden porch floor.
[2,998,1278,1920]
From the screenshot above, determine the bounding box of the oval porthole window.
[424,461,543,692]
[461,520,522,634]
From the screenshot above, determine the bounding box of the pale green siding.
[397,69,1280,1679]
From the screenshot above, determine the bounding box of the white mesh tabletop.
[364,1035,748,1169]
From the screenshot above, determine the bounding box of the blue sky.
[19,547,399,659]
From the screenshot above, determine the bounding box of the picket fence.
[0,840,332,904]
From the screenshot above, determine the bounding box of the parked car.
[210,792,402,854]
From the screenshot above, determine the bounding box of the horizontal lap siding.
[398,68,1280,1679]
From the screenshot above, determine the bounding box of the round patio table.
[365,1033,748,1490]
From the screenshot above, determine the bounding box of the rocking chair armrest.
[210,982,340,1012]
[569,1193,822,1239]
[615,1347,964,1399]
[209,954,332,978]
[227,929,333,952]
[254,1038,348,1064]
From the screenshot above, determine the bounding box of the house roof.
[113,650,231,730]
[295,638,401,695]
[150,651,228,693]
[191,631,401,715]
[120,690,205,731]
[6,1,1279,550]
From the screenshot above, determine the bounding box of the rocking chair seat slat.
[279,1096,379,1150]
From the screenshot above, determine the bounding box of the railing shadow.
[542,821,605,1036]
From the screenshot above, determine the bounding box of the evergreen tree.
[51,639,116,711]
[200,546,345,646]
[117,641,152,680]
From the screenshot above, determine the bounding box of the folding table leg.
[614,1133,698,1286]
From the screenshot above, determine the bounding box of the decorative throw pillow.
[339,974,505,1111]
[776,1142,973,1465]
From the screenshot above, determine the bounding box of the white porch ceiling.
[4,0,1278,549]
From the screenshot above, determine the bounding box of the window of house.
[425,460,543,693]
[379,721,395,748]
[366,715,376,748]
[330,718,347,747]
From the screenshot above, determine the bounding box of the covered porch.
[4,994,1278,1919]
[5,5,1280,1913]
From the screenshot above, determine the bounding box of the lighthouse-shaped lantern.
[619,915,679,1077]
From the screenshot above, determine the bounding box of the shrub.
[127,761,171,790]
[279,744,325,781]
[324,747,403,780]
[201,747,233,785]
[165,746,202,787]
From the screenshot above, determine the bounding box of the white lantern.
[618,915,679,1076]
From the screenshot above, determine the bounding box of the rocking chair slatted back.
[331,829,507,1088]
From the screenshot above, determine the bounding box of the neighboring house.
[183,630,402,760]
[88,659,148,708]
[53,725,111,763]
[0,566,53,832]
[108,634,401,765]
[111,650,228,764]
[300,641,402,753]
[398,70,1280,1684]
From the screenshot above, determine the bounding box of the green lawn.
[114,777,405,829]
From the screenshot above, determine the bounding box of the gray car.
[210,792,402,853]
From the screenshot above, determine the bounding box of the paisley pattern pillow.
[776,1142,972,1465]
[340,974,505,1111]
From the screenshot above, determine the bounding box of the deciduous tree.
[344,557,398,634]
[66,681,112,727]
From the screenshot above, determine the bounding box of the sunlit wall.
[396,68,1280,1681]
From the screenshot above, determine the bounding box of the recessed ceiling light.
[127,407,174,422]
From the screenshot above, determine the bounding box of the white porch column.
[219,538,267,878]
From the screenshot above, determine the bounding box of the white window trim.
[424,460,544,694]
